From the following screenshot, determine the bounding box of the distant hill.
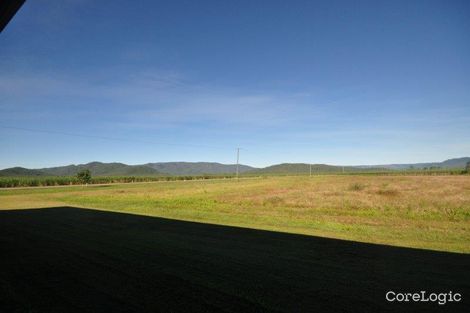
[360,157,470,170]
[248,163,384,174]
[250,163,334,174]
[0,157,468,177]
[0,161,255,177]
[0,162,160,177]
[39,162,160,176]
[146,162,256,175]
[258,158,470,174]
[0,167,46,177]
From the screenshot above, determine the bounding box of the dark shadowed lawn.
[0,207,468,313]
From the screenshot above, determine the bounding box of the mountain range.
[358,157,470,170]
[0,162,255,177]
[0,157,468,177]
[145,162,254,175]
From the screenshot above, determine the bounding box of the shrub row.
[0,175,236,188]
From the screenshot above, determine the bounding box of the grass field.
[0,207,468,313]
[1,175,469,253]
[1,175,470,312]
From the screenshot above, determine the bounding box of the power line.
[236,147,240,180]
[0,125,228,150]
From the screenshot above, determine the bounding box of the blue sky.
[1,0,469,168]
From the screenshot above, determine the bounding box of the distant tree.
[77,169,92,185]
[465,161,470,174]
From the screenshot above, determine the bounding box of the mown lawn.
[1,175,469,253]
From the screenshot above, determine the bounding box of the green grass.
[1,175,469,253]
[0,168,465,187]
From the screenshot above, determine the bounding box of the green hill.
[0,167,46,177]
[249,163,385,174]
[363,157,470,170]
[146,162,255,175]
[1,157,468,177]
[250,163,343,174]
[40,162,160,176]
[0,162,254,177]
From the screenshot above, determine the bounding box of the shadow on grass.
[0,207,468,313]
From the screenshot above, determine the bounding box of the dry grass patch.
[348,182,366,191]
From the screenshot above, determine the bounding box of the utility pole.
[236,147,240,180]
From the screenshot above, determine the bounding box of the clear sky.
[1,0,469,169]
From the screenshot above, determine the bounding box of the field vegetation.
[0,168,465,187]
[0,174,236,188]
[1,175,469,253]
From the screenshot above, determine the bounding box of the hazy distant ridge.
[40,162,160,176]
[357,157,470,170]
[0,162,255,177]
[0,157,468,176]
[146,162,255,175]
